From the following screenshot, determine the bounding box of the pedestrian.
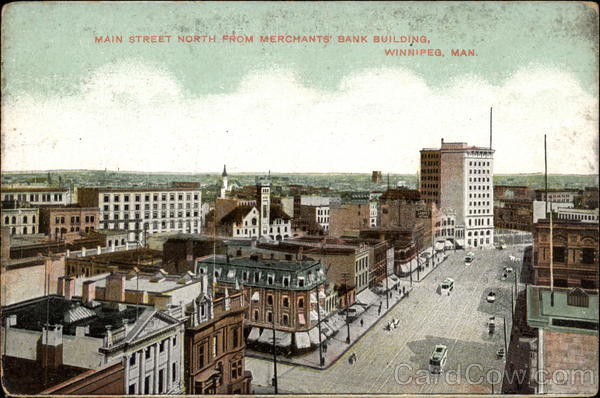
[360,319,364,327]
[323,344,327,353]
[378,307,381,316]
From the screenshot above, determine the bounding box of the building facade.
[532,219,599,289]
[1,204,39,236]
[77,186,202,243]
[1,187,72,206]
[39,206,101,242]
[420,140,495,248]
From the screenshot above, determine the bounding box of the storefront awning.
[445,240,454,248]
[356,288,379,307]
[295,332,311,350]
[435,242,445,251]
[378,276,400,290]
[308,326,327,346]
[399,262,413,274]
[247,327,260,342]
[258,329,292,348]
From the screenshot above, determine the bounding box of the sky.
[1,2,598,174]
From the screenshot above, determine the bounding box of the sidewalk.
[245,283,413,370]
[398,248,452,283]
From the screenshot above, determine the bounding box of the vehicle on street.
[496,348,505,359]
[487,291,497,303]
[501,272,508,281]
[488,316,496,334]
[440,278,455,295]
[428,345,448,374]
[504,266,513,273]
[464,252,474,265]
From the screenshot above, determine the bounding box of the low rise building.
[1,201,39,235]
[1,296,186,395]
[526,285,598,394]
[196,255,327,354]
[0,187,72,206]
[65,248,163,277]
[39,205,101,242]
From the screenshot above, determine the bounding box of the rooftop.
[1,295,148,339]
[527,285,599,335]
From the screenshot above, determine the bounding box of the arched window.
[11,216,16,224]
[3,216,8,224]
[23,216,28,224]
[23,227,27,234]
[282,297,289,307]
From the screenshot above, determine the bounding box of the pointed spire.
[222,164,228,177]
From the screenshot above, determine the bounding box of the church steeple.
[220,164,229,199]
[222,164,228,177]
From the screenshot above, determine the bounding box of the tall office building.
[420,139,494,248]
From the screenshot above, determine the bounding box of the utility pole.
[503,316,508,354]
[271,311,278,393]
[316,281,324,366]
[341,272,351,344]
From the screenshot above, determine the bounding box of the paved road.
[246,246,525,394]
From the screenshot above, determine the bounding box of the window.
[129,353,137,366]
[582,248,595,264]
[160,339,166,352]
[253,310,259,321]
[172,362,178,382]
[173,336,177,347]
[129,384,136,394]
[144,375,151,394]
[212,336,218,357]
[267,312,273,323]
[567,288,589,307]
[232,327,239,348]
[553,247,566,263]
[145,347,151,359]
[267,295,273,305]
[231,359,242,380]
[198,343,206,369]
[298,297,304,308]
[283,297,289,307]
[283,314,289,326]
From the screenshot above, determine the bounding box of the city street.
[246,245,525,394]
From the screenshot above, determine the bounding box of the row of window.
[467,230,492,236]
[8,226,35,235]
[467,237,490,246]
[469,193,490,199]
[2,193,64,202]
[469,177,491,183]
[251,309,291,326]
[104,211,199,220]
[3,215,35,225]
[469,201,491,207]
[103,193,199,203]
[545,247,596,264]
[469,185,491,191]
[196,327,242,370]
[469,168,491,174]
[469,161,491,167]
[105,203,198,212]
[468,218,492,227]
[469,209,491,215]
[128,362,178,395]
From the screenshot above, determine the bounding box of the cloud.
[2,61,598,174]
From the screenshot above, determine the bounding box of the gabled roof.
[220,205,257,225]
[270,205,291,220]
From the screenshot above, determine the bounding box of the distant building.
[328,203,371,237]
[77,185,202,244]
[534,189,581,204]
[39,205,100,242]
[0,187,72,206]
[1,201,39,235]
[65,248,163,277]
[371,171,383,183]
[420,140,495,248]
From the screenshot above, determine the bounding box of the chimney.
[82,280,96,303]
[38,324,63,370]
[105,273,126,302]
[122,319,131,335]
[104,325,113,347]
[64,277,75,300]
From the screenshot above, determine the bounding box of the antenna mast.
[489,107,493,149]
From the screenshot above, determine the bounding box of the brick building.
[328,203,371,237]
[532,219,599,289]
[39,205,100,242]
[1,201,39,236]
[184,286,252,394]
[196,254,327,354]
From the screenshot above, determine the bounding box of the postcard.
[1,1,598,396]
